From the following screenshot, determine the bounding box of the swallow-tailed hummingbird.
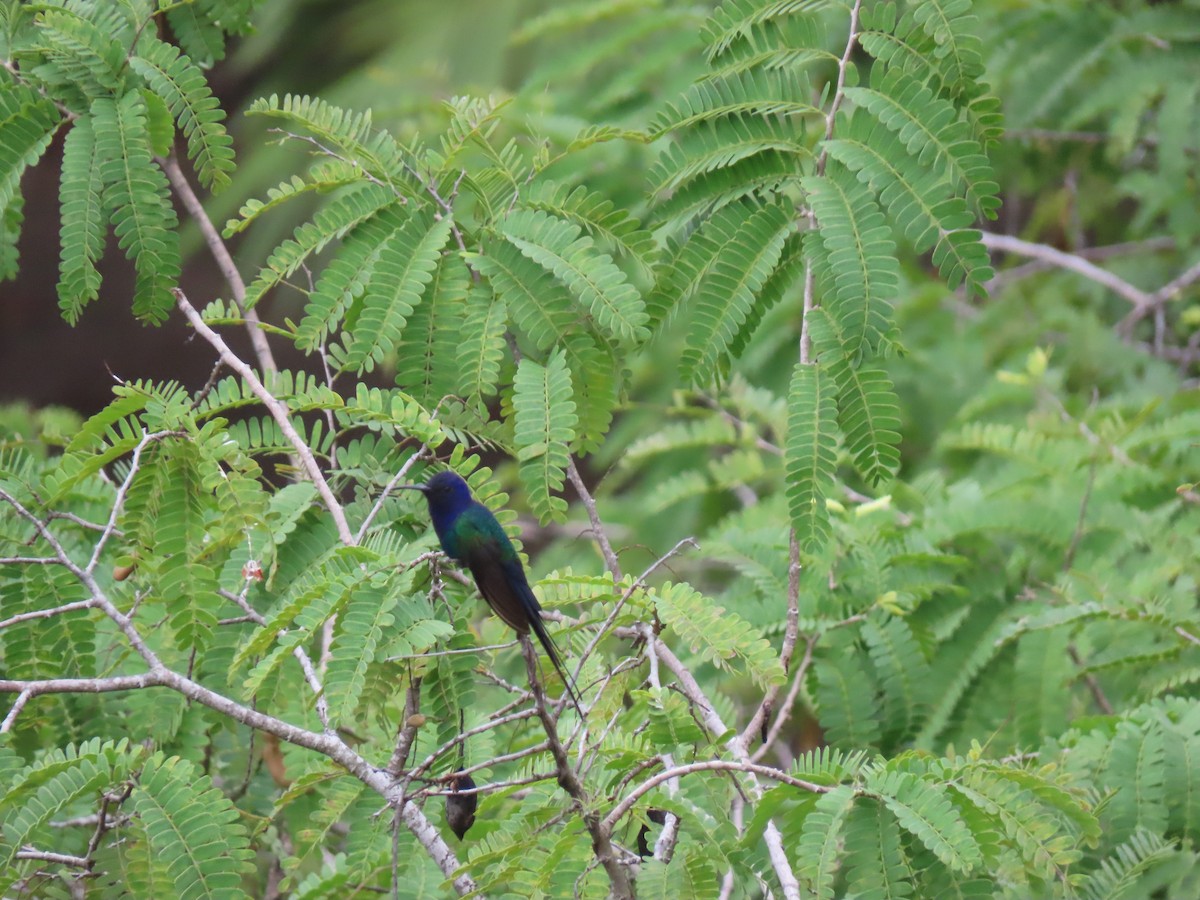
[400,471,582,712]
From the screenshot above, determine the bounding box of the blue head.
[401,470,475,542]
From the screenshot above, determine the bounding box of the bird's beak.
[396,484,428,493]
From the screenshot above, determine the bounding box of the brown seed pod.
[445,770,478,840]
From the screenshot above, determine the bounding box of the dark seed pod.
[635,808,669,858]
[445,770,478,840]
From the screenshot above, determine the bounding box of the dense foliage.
[2,0,1199,897]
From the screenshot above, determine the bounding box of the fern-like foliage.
[500,208,649,345]
[333,212,453,372]
[513,351,578,524]
[785,361,838,552]
[9,1,1200,896]
[56,113,105,322]
[92,93,180,322]
[128,37,235,192]
[129,753,256,897]
[652,581,786,688]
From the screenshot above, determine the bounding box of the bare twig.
[386,677,423,777]
[572,537,698,683]
[566,459,622,578]
[86,429,179,574]
[174,289,355,545]
[1,690,32,733]
[521,638,634,898]
[357,446,429,543]
[1067,644,1115,715]
[159,155,279,376]
[0,599,94,630]
[979,231,1155,314]
[1175,626,1200,647]
[407,708,540,781]
[979,231,1200,343]
[742,530,802,746]
[647,629,800,899]
[602,759,829,833]
[751,635,817,764]
[980,237,1176,297]
[15,848,91,868]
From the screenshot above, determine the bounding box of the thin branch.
[979,232,1155,314]
[572,537,698,683]
[407,708,540,781]
[642,637,682,863]
[357,446,429,543]
[174,289,355,545]
[751,635,817,764]
[648,629,800,899]
[86,429,179,574]
[1,690,32,733]
[1067,644,1115,715]
[1,674,161,734]
[980,236,1176,297]
[742,530,802,746]
[1175,626,1200,647]
[819,0,862,157]
[47,510,116,533]
[1063,458,1097,572]
[602,759,830,833]
[566,459,622,578]
[521,637,634,898]
[386,676,423,777]
[0,599,94,631]
[14,848,91,868]
[160,154,279,376]
[419,771,557,799]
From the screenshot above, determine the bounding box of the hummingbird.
[400,470,582,712]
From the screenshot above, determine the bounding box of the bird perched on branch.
[400,470,582,714]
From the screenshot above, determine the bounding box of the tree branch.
[521,637,634,898]
[602,759,830,834]
[566,459,622,578]
[160,154,279,376]
[174,289,355,545]
[979,231,1155,313]
[647,629,801,899]
[0,599,94,630]
[742,530,802,747]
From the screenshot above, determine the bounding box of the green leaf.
[130,38,235,192]
[130,754,255,899]
[867,768,982,873]
[802,167,897,354]
[325,579,399,723]
[513,350,577,524]
[56,116,106,322]
[680,201,793,384]
[653,581,785,689]
[502,208,649,344]
[0,91,61,216]
[798,785,859,900]
[91,93,180,323]
[456,282,508,400]
[785,362,837,553]
[336,212,453,372]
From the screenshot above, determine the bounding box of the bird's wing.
[454,514,536,634]
[456,509,582,712]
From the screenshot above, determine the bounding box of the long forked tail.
[528,612,584,719]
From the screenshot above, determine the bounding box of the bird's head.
[399,470,474,518]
